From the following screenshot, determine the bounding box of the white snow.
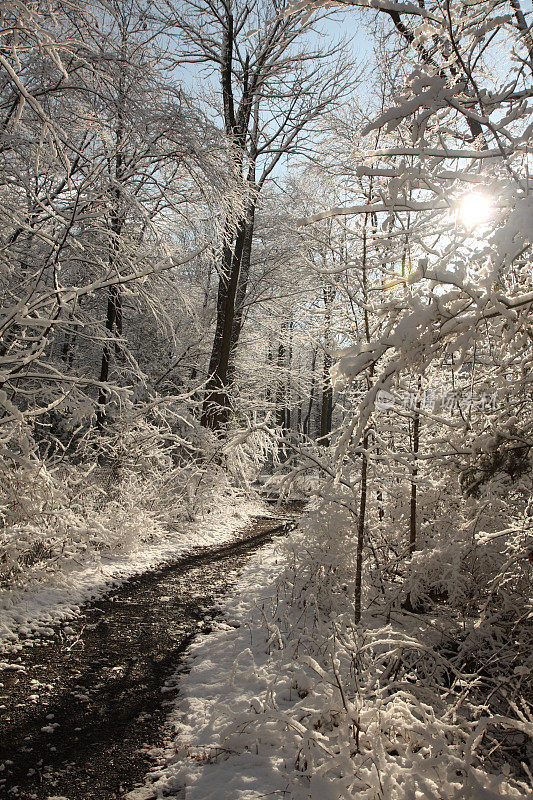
[127,517,532,800]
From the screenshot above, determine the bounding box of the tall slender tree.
[169,0,354,429]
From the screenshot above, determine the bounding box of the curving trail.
[0,511,298,800]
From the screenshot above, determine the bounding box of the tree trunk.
[200,219,247,429]
[200,10,255,431]
[226,198,256,387]
[354,432,368,624]
[354,220,371,623]
[275,324,287,431]
[96,284,121,429]
[319,350,333,445]
[96,59,125,431]
[319,280,335,445]
[409,379,421,555]
[303,346,317,436]
[275,322,292,459]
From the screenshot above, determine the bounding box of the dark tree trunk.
[275,326,287,431]
[201,219,247,429]
[354,221,372,623]
[96,284,122,429]
[303,346,317,436]
[96,64,125,431]
[354,432,369,624]
[319,350,333,445]
[61,309,78,371]
[409,380,421,555]
[226,198,256,387]
[319,284,335,445]
[200,10,256,431]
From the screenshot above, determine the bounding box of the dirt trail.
[0,511,297,800]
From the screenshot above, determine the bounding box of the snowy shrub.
[0,405,268,592]
[213,483,532,800]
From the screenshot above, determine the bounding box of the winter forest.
[0,0,532,798]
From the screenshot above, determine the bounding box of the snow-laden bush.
[0,406,269,591]
[215,491,532,800]
[0,449,165,588]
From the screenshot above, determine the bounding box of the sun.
[457,192,493,230]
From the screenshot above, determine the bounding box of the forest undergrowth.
[214,491,532,800]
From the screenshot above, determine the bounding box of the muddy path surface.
[0,508,299,800]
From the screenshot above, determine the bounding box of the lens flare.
[457,192,493,229]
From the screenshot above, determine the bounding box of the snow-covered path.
[0,513,297,800]
[128,528,294,800]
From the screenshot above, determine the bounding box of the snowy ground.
[127,521,533,800]
[127,537,290,800]
[0,498,267,655]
